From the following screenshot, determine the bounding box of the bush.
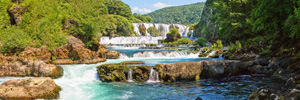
[164,28,182,42]
[229,40,242,52]
[147,27,161,36]
[0,27,32,54]
[177,38,191,44]
[194,37,207,46]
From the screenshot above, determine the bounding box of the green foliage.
[0,0,136,53]
[164,28,182,42]
[229,41,242,52]
[105,0,132,19]
[194,37,207,46]
[0,27,32,54]
[167,41,179,47]
[0,0,12,29]
[194,0,300,58]
[177,38,191,44]
[210,40,223,50]
[132,13,152,23]
[138,24,146,36]
[147,27,161,36]
[51,56,56,61]
[145,2,205,25]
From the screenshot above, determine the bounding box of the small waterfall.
[100,36,165,44]
[198,48,204,54]
[190,30,194,37]
[206,51,217,58]
[132,23,189,37]
[130,51,199,59]
[219,53,225,60]
[127,67,134,82]
[119,53,129,59]
[146,68,160,83]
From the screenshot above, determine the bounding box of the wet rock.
[272,68,289,82]
[201,60,240,78]
[0,59,63,78]
[120,61,145,65]
[97,64,129,82]
[195,97,203,100]
[154,62,203,82]
[106,50,119,59]
[132,66,150,82]
[241,61,254,69]
[0,77,61,99]
[255,58,269,66]
[51,36,106,64]
[18,46,52,63]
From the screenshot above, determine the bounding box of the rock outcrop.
[154,62,203,82]
[97,64,129,82]
[132,66,150,82]
[51,36,106,64]
[0,58,63,78]
[0,77,61,99]
[97,64,151,82]
[201,60,241,78]
[106,50,119,59]
[120,61,144,65]
[18,46,52,63]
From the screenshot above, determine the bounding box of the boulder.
[18,46,52,63]
[0,77,61,99]
[154,62,203,82]
[51,36,106,64]
[201,60,241,78]
[97,64,128,82]
[0,59,63,78]
[106,50,119,59]
[97,63,151,82]
[132,66,150,82]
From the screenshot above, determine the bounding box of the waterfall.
[146,68,160,83]
[119,53,129,59]
[132,23,189,37]
[126,51,199,59]
[190,30,194,37]
[206,51,217,58]
[100,36,165,44]
[219,53,224,60]
[127,67,134,82]
[198,48,204,54]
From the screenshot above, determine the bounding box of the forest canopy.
[144,2,205,25]
[0,0,150,54]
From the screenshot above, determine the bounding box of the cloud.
[132,7,152,13]
[153,2,173,8]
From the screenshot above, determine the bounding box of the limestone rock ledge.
[51,36,107,64]
[0,59,63,78]
[0,77,61,99]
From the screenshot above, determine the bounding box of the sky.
[122,0,207,14]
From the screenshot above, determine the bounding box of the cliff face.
[194,0,218,41]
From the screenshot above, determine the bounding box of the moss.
[195,72,201,81]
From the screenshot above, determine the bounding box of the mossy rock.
[97,64,129,82]
[133,66,150,82]
[120,61,145,65]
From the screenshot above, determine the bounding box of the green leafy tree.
[194,37,207,46]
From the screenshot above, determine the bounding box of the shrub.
[177,38,191,44]
[194,37,207,46]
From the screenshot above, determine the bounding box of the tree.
[194,37,207,46]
